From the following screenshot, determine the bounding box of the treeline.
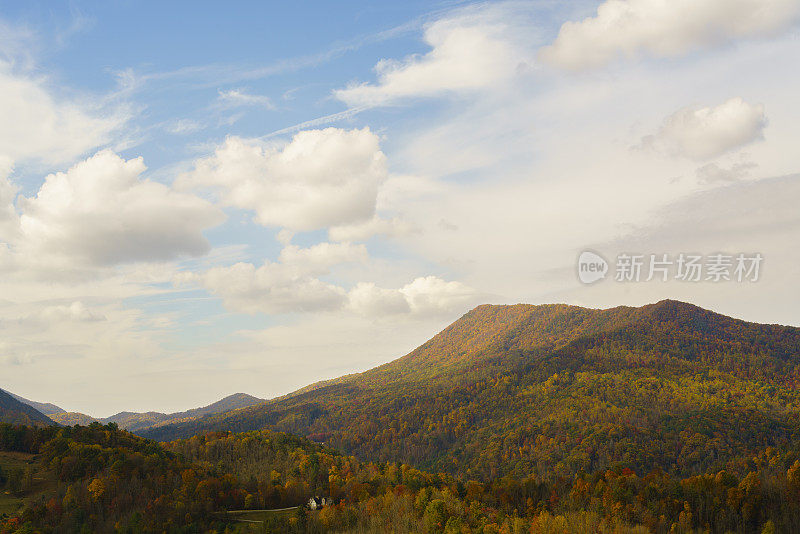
[4,423,800,532]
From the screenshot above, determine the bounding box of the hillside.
[0,389,55,427]
[141,300,800,481]
[50,392,264,432]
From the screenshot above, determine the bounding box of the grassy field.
[0,451,57,517]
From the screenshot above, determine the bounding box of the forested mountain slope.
[4,391,65,416]
[0,390,55,427]
[141,300,800,481]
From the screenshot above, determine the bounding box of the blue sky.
[2,0,799,415]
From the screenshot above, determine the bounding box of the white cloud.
[0,61,126,164]
[188,261,348,314]
[334,7,530,107]
[347,276,481,318]
[16,150,224,266]
[217,88,274,110]
[347,282,412,316]
[182,239,479,318]
[178,128,387,232]
[181,242,367,314]
[540,0,800,70]
[0,156,17,241]
[638,97,767,160]
[400,276,481,316]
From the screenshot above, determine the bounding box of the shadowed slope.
[0,389,56,427]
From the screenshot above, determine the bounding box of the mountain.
[6,391,66,416]
[141,299,800,481]
[6,302,800,534]
[0,388,56,427]
[50,392,264,432]
[48,411,96,426]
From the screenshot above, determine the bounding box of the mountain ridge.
[0,388,56,427]
[6,390,66,416]
[50,392,265,431]
[139,299,800,481]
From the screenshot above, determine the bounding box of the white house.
[307,496,332,510]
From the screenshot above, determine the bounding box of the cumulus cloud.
[347,276,481,318]
[188,262,348,314]
[0,61,126,164]
[400,276,481,316]
[178,128,387,232]
[334,7,530,107]
[181,242,367,314]
[639,98,767,160]
[16,150,224,266]
[347,282,412,316]
[181,240,479,318]
[540,0,800,70]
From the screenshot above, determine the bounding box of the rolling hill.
[0,389,56,427]
[140,299,800,481]
[50,392,264,432]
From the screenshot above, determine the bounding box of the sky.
[1,0,799,416]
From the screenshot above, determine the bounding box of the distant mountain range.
[48,393,265,432]
[0,388,55,427]
[1,388,265,433]
[138,299,800,481]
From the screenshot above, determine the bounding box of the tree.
[88,478,105,501]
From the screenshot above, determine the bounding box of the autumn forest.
[3,300,800,533]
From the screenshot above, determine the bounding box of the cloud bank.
[540,0,800,69]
